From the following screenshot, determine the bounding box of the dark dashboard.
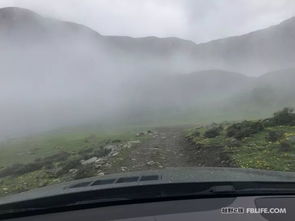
[3,196,295,221]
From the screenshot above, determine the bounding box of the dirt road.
[108,126,230,173]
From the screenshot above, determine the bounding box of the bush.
[191,130,201,137]
[111,139,122,143]
[42,151,70,164]
[0,151,71,178]
[73,164,97,179]
[78,147,95,160]
[93,147,111,158]
[272,108,295,126]
[204,127,222,138]
[0,164,23,178]
[226,138,241,147]
[267,131,284,142]
[55,157,81,176]
[279,141,292,152]
[0,162,43,178]
[226,121,264,140]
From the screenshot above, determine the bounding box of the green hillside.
[186,108,295,171]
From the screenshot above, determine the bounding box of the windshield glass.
[1,1,295,199]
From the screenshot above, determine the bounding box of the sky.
[0,0,295,43]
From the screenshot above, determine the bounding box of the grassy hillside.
[0,126,142,168]
[2,108,295,197]
[0,126,151,197]
[186,108,295,172]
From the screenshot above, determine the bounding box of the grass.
[0,106,280,168]
[187,123,295,172]
[0,170,61,196]
[228,126,295,171]
[0,122,156,197]
[0,126,141,168]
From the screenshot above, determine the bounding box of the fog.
[0,7,198,138]
[0,7,295,139]
[1,0,295,43]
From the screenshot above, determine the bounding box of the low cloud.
[0,0,295,42]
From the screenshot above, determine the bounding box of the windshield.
[1,1,295,199]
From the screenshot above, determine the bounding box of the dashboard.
[4,196,295,221]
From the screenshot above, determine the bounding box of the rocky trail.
[105,126,229,174]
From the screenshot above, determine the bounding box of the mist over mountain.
[97,16,295,75]
[1,7,295,138]
[191,17,295,75]
[103,16,295,75]
[232,69,295,111]
[2,7,295,76]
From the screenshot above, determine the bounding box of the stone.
[146,161,156,166]
[81,157,98,165]
[136,132,145,137]
[103,145,117,152]
[121,167,128,172]
[95,158,105,163]
[128,140,141,144]
[111,152,119,157]
[69,169,78,174]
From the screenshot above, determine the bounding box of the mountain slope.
[1,7,295,75]
[227,69,295,116]
[103,15,295,75]
[191,17,295,74]
[1,7,295,137]
[102,16,295,75]
[117,70,253,122]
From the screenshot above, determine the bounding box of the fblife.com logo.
[221,207,287,215]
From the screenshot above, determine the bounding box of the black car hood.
[1,167,295,205]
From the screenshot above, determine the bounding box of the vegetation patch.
[204,126,223,138]
[226,121,264,140]
[0,129,145,197]
[187,108,295,172]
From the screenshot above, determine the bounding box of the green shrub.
[55,157,81,176]
[78,147,95,160]
[78,147,94,155]
[267,131,284,142]
[204,126,223,138]
[73,164,97,179]
[226,138,241,147]
[279,141,292,152]
[191,130,201,137]
[93,147,111,158]
[0,151,71,178]
[0,164,23,178]
[272,108,295,126]
[111,139,122,143]
[226,121,264,140]
[42,151,70,164]
[0,162,43,178]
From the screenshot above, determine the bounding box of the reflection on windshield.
[1,2,295,198]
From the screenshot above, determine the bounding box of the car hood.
[1,167,295,205]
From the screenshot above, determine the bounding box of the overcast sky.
[0,0,295,43]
